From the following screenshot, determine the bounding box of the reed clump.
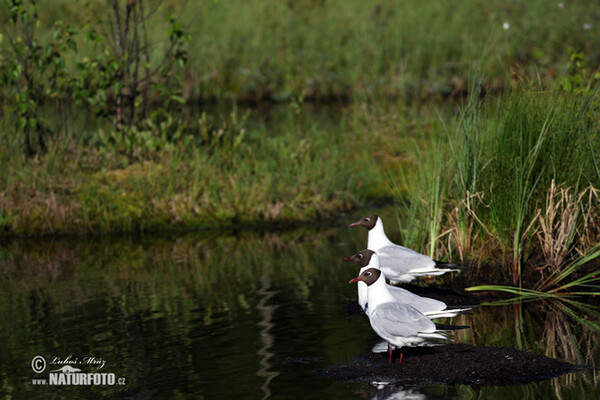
[389,85,600,292]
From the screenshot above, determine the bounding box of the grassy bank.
[0,104,390,236]
[2,86,598,270]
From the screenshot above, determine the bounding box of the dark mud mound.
[399,283,481,307]
[317,343,583,386]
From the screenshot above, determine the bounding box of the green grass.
[388,136,447,258]
[3,84,598,294]
[468,243,600,298]
[0,104,389,236]
[9,0,600,102]
[183,0,600,101]
[1,1,600,293]
[475,87,600,278]
[385,83,600,291]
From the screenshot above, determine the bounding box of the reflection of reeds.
[458,302,599,397]
[0,226,359,331]
[255,272,279,400]
[0,227,367,396]
[541,301,581,363]
[466,298,600,399]
[469,298,600,355]
[538,300,600,397]
[432,297,600,398]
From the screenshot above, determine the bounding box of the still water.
[0,212,598,399]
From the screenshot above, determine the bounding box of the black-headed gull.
[343,249,470,318]
[350,214,462,283]
[349,267,449,364]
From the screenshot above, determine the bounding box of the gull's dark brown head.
[349,214,378,230]
[348,268,381,286]
[342,249,375,268]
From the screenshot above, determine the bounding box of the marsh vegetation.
[1,2,600,296]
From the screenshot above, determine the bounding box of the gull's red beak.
[348,277,361,284]
[342,256,353,262]
[349,221,361,227]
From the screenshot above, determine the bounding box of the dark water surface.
[0,213,599,399]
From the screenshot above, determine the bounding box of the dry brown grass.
[535,182,600,276]
[448,190,493,266]
[580,185,600,249]
[536,180,580,272]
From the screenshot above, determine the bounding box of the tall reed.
[389,135,448,259]
[444,76,487,263]
[450,85,600,290]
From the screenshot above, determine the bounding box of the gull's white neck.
[367,218,394,250]
[366,272,396,313]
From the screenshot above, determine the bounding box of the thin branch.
[138,0,163,24]
[131,0,140,125]
[110,0,123,131]
[140,0,151,118]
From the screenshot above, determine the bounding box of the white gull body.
[351,215,461,284]
[344,250,470,318]
[350,268,449,351]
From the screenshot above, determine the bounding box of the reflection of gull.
[371,340,389,353]
[370,384,426,400]
[51,366,81,373]
[256,271,279,400]
[372,340,443,353]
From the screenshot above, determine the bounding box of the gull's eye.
[365,271,372,276]
[358,254,363,258]
[365,217,370,222]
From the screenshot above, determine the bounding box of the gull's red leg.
[388,343,392,365]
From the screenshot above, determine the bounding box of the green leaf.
[18,117,27,131]
[114,82,123,95]
[171,95,186,104]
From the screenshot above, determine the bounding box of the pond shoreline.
[0,206,358,240]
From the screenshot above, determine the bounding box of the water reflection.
[0,221,598,399]
[255,271,279,399]
[369,384,426,400]
[474,298,600,367]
